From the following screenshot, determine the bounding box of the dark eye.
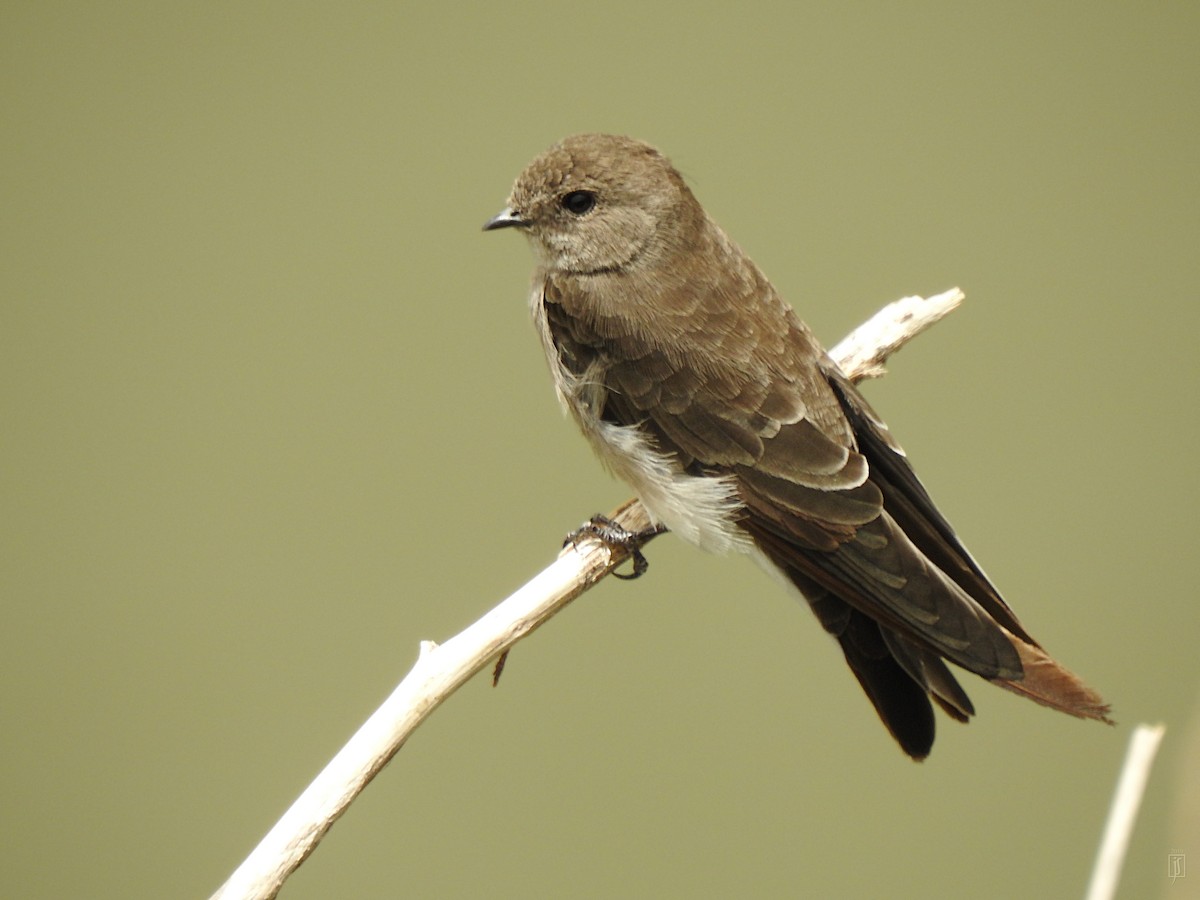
[561,190,597,215]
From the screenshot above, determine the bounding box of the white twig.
[1085,723,1168,900]
[208,287,966,900]
[829,287,964,381]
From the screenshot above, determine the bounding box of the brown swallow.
[485,133,1110,759]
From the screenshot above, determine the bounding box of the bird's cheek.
[535,230,579,269]
[527,236,559,270]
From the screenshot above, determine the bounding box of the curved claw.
[565,514,667,580]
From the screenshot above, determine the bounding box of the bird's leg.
[565,514,668,580]
[497,514,665,688]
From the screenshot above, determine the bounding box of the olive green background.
[3,3,1197,898]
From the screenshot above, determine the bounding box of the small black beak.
[483,207,529,231]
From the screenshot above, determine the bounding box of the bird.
[484,133,1110,760]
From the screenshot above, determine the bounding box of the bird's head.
[484,133,700,277]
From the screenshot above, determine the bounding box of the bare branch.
[828,287,964,381]
[209,287,965,900]
[1085,723,1168,900]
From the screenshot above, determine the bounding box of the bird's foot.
[565,514,667,580]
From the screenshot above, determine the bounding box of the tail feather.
[993,630,1113,723]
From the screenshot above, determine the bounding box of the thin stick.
[209,288,965,900]
[1085,723,1168,900]
[829,288,963,381]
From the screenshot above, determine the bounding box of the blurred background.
[3,3,1197,898]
